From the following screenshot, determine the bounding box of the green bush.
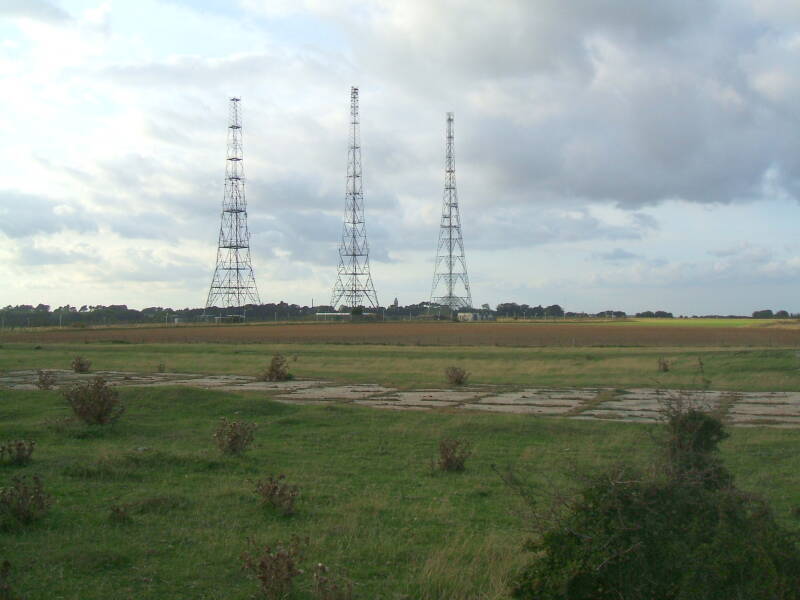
[511,401,800,599]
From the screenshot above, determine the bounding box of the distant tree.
[543,305,563,317]
[775,310,789,319]
[752,309,774,319]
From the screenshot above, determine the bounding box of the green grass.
[1,387,800,599]
[3,342,800,391]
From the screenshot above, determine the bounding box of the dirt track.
[4,321,800,347]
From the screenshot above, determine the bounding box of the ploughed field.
[4,319,800,347]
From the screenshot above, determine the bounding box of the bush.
[63,377,124,425]
[0,475,52,530]
[0,440,35,466]
[242,537,305,600]
[71,355,91,373]
[444,366,469,385]
[260,354,293,382]
[312,563,353,600]
[0,560,22,600]
[657,356,670,372]
[36,369,56,390]
[661,394,730,486]
[511,468,800,599]
[254,475,299,516]
[436,438,472,472]
[213,418,256,455]
[510,405,800,600]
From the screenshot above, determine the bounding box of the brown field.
[4,320,800,346]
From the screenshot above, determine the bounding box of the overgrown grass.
[2,342,800,390]
[1,387,799,599]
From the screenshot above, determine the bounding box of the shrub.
[242,537,305,600]
[0,560,22,600]
[661,394,730,486]
[0,475,52,530]
[657,356,670,372]
[156,362,166,373]
[213,418,256,455]
[437,438,472,472]
[260,354,293,382]
[71,355,91,373]
[510,406,800,600]
[254,475,299,516]
[312,563,354,600]
[444,366,469,385]
[0,440,35,466]
[36,369,56,390]
[63,377,124,425]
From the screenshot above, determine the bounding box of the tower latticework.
[330,86,379,309]
[206,97,260,311]
[430,112,472,310]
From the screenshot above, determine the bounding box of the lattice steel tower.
[430,112,472,310]
[330,86,379,309]
[205,97,260,311]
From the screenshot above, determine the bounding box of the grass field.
[2,341,800,391]
[3,319,800,598]
[2,386,800,600]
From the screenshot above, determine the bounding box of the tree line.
[0,302,793,328]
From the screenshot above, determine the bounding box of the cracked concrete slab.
[380,389,485,404]
[277,384,395,400]
[478,390,585,408]
[3,368,800,426]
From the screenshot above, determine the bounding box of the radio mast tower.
[205,97,260,312]
[430,112,472,310]
[330,86,379,309]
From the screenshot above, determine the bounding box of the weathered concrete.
[3,369,800,426]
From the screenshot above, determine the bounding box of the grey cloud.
[0,0,71,23]
[0,190,95,238]
[16,246,94,266]
[468,208,655,251]
[305,0,800,210]
[594,248,640,262]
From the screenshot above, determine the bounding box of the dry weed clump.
[436,438,472,472]
[0,475,52,530]
[108,504,132,524]
[36,369,57,390]
[0,440,35,466]
[71,355,91,373]
[242,537,305,600]
[444,366,469,385]
[63,377,125,425]
[312,563,354,600]
[657,356,670,372]
[213,418,257,455]
[253,475,299,516]
[260,354,293,382]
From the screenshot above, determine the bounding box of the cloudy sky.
[1,0,800,314]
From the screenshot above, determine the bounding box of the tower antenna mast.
[206,97,260,314]
[331,86,379,309]
[430,112,472,311]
